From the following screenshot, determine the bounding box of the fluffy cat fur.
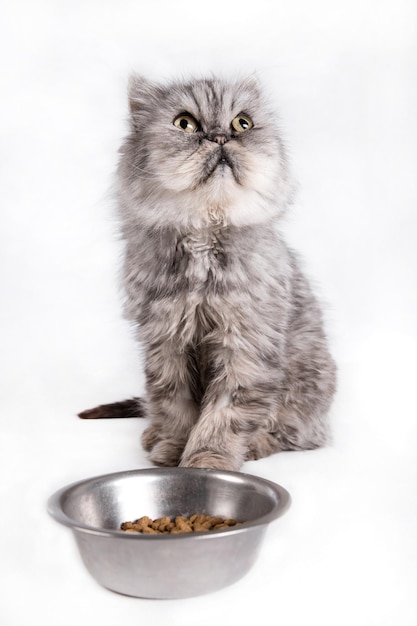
[79,74,337,471]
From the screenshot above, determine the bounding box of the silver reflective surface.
[48,468,290,599]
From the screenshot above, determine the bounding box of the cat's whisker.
[128,162,159,181]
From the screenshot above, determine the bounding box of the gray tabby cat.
[79,74,337,471]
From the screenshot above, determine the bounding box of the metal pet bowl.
[48,467,290,599]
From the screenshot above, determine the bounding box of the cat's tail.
[78,397,145,419]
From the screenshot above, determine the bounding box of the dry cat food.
[120,514,241,534]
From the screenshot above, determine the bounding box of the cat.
[78,74,337,472]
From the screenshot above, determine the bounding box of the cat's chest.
[176,230,225,284]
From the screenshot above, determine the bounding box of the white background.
[1,0,416,624]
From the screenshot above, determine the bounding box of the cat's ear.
[128,73,158,121]
[239,73,262,96]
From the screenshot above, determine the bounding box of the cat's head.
[118,74,291,229]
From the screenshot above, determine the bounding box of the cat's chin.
[193,153,288,228]
[186,178,283,228]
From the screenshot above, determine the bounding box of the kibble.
[120,514,241,534]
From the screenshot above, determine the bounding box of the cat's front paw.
[245,432,282,460]
[179,451,240,471]
[142,426,184,466]
[141,424,162,452]
[148,439,185,467]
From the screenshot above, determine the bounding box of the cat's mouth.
[201,147,241,185]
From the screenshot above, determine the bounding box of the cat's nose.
[210,133,229,145]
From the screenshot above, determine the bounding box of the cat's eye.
[231,114,253,133]
[173,113,199,133]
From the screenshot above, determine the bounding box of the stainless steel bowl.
[48,468,290,599]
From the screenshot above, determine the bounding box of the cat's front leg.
[143,395,197,466]
[179,398,245,471]
[141,346,199,466]
[179,375,279,472]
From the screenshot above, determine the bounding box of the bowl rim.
[47,467,291,540]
